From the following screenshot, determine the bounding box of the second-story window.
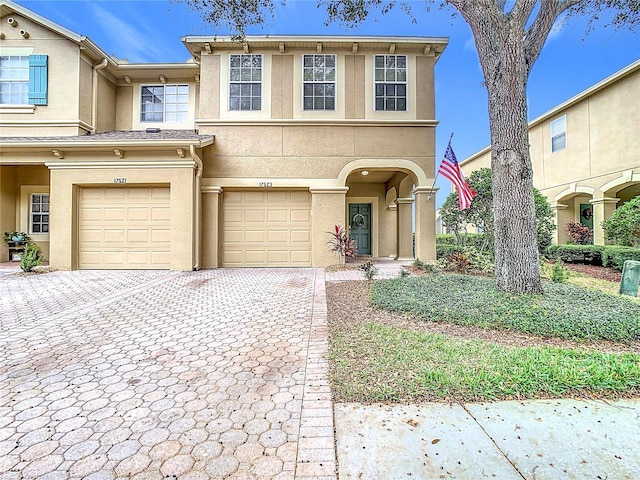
[0,55,29,105]
[141,85,189,122]
[230,54,262,111]
[550,115,567,152]
[374,55,407,111]
[303,54,336,110]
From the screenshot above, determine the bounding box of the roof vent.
[145,127,161,133]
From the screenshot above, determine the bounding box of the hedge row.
[547,244,640,271]
[436,233,486,248]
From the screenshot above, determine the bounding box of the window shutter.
[28,55,48,106]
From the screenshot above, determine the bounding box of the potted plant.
[3,231,31,244]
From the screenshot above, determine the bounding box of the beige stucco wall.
[115,86,134,130]
[462,65,640,246]
[310,188,347,266]
[0,166,18,262]
[201,125,433,181]
[78,56,93,127]
[0,12,83,135]
[96,71,117,132]
[48,161,195,271]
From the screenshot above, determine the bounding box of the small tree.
[565,221,594,245]
[441,168,555,255]
[20,243,44,272]
[602,196,640,247]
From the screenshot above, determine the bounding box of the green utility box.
[619,260,640,297]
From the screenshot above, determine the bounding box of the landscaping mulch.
[564,263,622,283]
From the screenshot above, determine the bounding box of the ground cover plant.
[371,275,640,342]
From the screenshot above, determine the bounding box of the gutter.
[91,58,108,133]
[190,144,204,271]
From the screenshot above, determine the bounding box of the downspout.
[190,144,203,270]
[91,58,108,133]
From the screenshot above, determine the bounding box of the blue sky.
[17,0,640,205]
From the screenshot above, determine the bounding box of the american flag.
[438,142,476,210]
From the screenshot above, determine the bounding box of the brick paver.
[0,268,336,480]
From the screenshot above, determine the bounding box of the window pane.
[552,133,566,152]
[240,98,251,110]
[252,84,261,96]
[230,97,240,110]
[386,69,396,81]
[230,69,241,81]
[303,84,313,95]
[325,55,336,68]
[241,84,251,96]
[303,97,313,110]
[251,69,261,81]
[326,68,335,82]
[397,98,406,111]
[397,69,407,82]
[33,225,40,233]
[374,56,384,68]
[375,84,384,96]
[42,225,49,233]
[230,84,240,96]
[313,84,324,96]
[326,84,335,96]
[386,98,396,111]
[375,69,384,81]
[325,97,335,110]
[252,97,261,110]
[397,56,407,68]
[230,56,241,67]
[397,84,406,96]
[304,55,313,67]
[375,98,384,111]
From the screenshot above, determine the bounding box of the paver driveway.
[0,269,335,480]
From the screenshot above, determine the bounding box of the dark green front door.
[349,203,371,255]
[580,203,594,244]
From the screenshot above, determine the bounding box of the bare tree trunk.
[488,70,543,295]
[456,1,545,295]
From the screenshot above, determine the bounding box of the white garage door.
[222,190,311,267]
[78,186,171,269]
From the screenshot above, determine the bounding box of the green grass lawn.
[330,322,640,402]
[328,274,640,403]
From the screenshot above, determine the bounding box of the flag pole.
[427,132,453,202]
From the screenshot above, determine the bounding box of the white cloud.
[464,36,476,52]
[547,18,566,42]
[87,2,175,63]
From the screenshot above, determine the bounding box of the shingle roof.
[0,130,214,143]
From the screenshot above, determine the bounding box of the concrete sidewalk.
[335,399,640,479]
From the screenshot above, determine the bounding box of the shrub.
[327,225,357,263]
[436,244,464,259]
[547,245,605,265]
[20,243,44,272]
[550,260,570,283]
[413,258,439,273]
[399,267,410,278]
[436,233,486,249]
[602,246,640,271]
[565,221,593,245]
[602,195,640,247]
[359,260,378,280]
[440,246,494,275]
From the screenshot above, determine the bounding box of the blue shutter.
[28,55,48,106]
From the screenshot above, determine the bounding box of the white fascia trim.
[196,118,437,127]
[45,161,197,169]
[0,119,93,129]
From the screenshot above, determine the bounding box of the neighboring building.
[461,59,640,246]
[0,0,447,270]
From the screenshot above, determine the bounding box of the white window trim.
[550,115,567,153]
[139,84,190,123]
[373,54,409,112]
[228,54,264,112]
[20,185,50,241]
[301,54,337,112]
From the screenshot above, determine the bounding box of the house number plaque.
[114,178,127,184]
[259,182,273,188]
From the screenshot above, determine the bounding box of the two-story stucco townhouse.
[0,0,447,270]
[461,59,640,246]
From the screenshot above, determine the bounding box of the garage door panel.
[268,230,288,243]
[291,230,310,243]
[246,230,267,243]
[245,209,266,223]
[267,209,288,222]
[222,190,311,267]
[290,209,311,222]
[79,187,170,269]
[151,207,170,221]
[291,250,311,264]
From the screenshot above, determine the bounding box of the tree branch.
[523,0,562,71]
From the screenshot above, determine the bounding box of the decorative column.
[309,187,348,267]
[590,197,620,245]
[201,186,222,268]
[395,197,414,260]
[413,186,438,262]
[550,202,570,245]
